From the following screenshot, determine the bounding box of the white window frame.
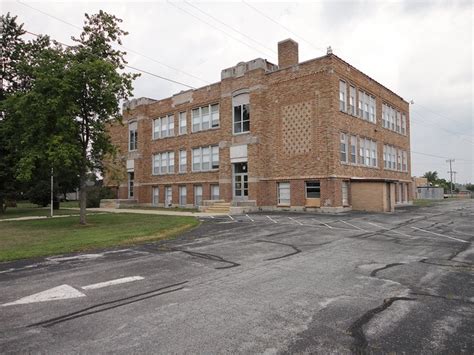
[191,104,219,132]
[152,151,175,175]
[339,80,346,112]
[179,112,187,135]
[129,121,138,151]
[278,182,291,205]
[179,186,187,206]
[152,187,159,206]
[191,145,219,172]
[211,184,220,200]
[179,150,187,173]
[350,135,357,164]
[349,86,356,115]
[153,115,174,139]
[340,133,348,163]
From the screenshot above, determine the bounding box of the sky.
[3,0,473,183]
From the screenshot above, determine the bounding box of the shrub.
[86,186,115,208]
[27,181,51,207]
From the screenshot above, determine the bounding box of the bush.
[86,186,115,208]
[27,181,51,207]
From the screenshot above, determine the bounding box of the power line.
[242,0,326,53]
[411,101,469,128]
[183,1,277,55]
[16,0,211,85]
[23,30,196,89]
[410,150,473,162]
[167,1,274,59]
[410,111,474,145]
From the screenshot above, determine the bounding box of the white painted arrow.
[2,285,86,307]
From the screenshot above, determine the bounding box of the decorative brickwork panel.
[281,101,312,155]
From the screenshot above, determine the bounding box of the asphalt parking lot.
[1,200,473,353]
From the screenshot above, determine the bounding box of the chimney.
[278,39,299,69]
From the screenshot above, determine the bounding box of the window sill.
[277,204,291,207]
[191,169,219,173]
[380,126,408,137]
[340,162,380,169]
[233,131,251,136]
[152,135,176,141]
[191,126,220,134]
[152,172,176,176]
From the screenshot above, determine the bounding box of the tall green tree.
[1,11,138,223]
[423,171,439,185]
[65,11,139,224]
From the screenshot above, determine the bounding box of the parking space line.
[267,215,278,224]
[82,276,145,290]
[246,214,254,222]
[366,222,413,238]
[313,219,333,229]
[228,215,234,221]
[288,217,303,225]
[339,220,365,231]
[410,227,469,243]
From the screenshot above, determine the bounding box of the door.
[165,186,172,207]
[342,181,349,206]
[194,185,203,207]
[386,183,392,211]
[233,162,248,200]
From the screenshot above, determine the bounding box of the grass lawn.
[0,203,83,220]
[0,213,199,262]
[413,199,447,207]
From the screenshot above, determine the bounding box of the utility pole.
[50,167,54,218]
[446,159,455,197]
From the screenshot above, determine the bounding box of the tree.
[65,11,139,224]
[466,183,474,193]
[1,11,138,223]
[423,171,439,185]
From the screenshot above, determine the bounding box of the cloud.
[4,0,473,182]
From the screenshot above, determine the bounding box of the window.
[233,93,250,134]
[211,185,220,200]
[179,150,187,173]
[153,115,174,139]
[349,86,356,115]
[350,135,357,163]
[382,104,387,128]
[369,96,376,123]
[401,114,406,135]
[402,151,407,171]
[192,146,219,171]
[339,80,346,112]
[152,151,174,175]
[396,112,401,133]
[129,122,138,151]
[305,181,320,198]
[152,187,159,206]
[340,133,348,162]
[191,104,219,132]
[165,186,172,207]
[278,182,290,205]
[179,112,187,135]
[356,90,375,122]
[358,138,377,167]
[397,149,402,171]
[194,185,202,207]
[128,172,134,198]
[179,186,187,206]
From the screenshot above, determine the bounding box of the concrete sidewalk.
[76,207,228,218]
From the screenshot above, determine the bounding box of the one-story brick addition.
[105,39,413,213]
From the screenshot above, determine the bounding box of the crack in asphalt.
[255,240,302,261]
[28,281,189,328]
[370,263,405,277]
[347,297,417,352]
[173,249,240,269]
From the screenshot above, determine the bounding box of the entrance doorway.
[233,162,248,200]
